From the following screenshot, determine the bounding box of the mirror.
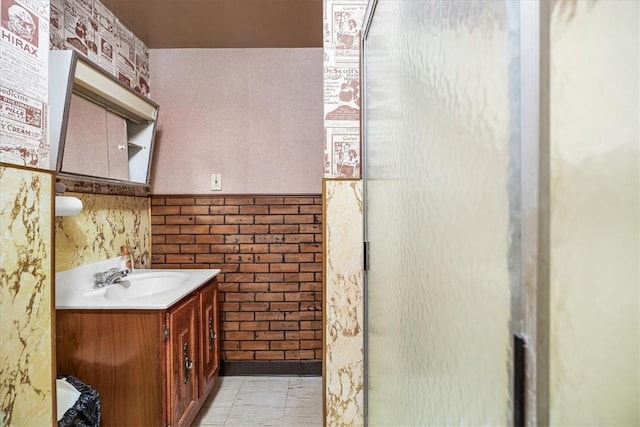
[49,50,159,185]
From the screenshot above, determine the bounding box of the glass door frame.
[359,0,378,424]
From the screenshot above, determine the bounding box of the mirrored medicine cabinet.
[49,50,159,186]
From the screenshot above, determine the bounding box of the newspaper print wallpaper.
[0,0,50,168]
[323,0,367,178]
[49,0,150,96]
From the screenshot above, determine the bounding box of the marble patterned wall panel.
[323,179,364,426]
[55,192,151,272]
[323,0,368,178]
[0,164,54,426]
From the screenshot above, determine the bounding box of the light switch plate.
[211,173,222,191]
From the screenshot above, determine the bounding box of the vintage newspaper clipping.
[326,127,360,178]
[328,2,364,64]
[93,0,116,74]
[323,0,367,177]
[115,20,135,88]
[134,37,149,96]
[324,66,360,127]
[0,0,50,167]
[63,0,94,59]
[50,0,64,49]
[49,0,150,95]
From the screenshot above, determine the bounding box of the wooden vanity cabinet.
[56,278,219,427]
[167,295,199,427]
[199,282,220,397]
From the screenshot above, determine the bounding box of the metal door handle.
[183,342,194,384]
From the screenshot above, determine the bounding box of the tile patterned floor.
[192,376,323,426]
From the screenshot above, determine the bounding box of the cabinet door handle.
[183,342,194,384]
[208,317,215,350]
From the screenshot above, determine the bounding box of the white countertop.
[56,258,220,310]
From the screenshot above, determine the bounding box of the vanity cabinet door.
[199,281,219,397]
[56,310,165,427]
[166,295,199,427]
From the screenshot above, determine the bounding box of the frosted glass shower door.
[547,2,640,424]
[363,1,519,424]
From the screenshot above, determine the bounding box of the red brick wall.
[150,195,322,362]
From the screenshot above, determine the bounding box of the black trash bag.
[57,374,101,427]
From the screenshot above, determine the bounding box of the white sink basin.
[104,272,189,300]
[56,263,220,310]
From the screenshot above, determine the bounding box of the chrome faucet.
[93,268,129,288]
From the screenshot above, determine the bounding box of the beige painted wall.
[149,48,323,195]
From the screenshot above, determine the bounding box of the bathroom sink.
[103,272,189,300]
[56,264,220,310]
